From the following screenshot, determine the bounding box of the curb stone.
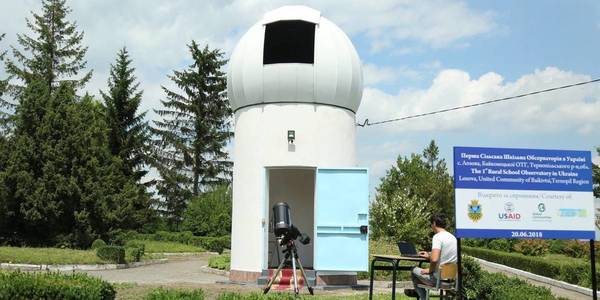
[0,258,168,272]
[200,265,229,277]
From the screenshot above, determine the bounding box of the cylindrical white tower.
[228,5,363,282]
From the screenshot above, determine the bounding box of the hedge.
[463,246,598,288]
[127,231,230,254]
[96,245,125,264]
[145,288,204,300]
[0,271,115,300]
[461,256,560,300]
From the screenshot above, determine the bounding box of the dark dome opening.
[263,20,315,64]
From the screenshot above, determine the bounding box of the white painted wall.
[267,168,315,268]
[230,103,357,273]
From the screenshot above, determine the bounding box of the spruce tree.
[101,47,149,181]
[5,0,91,95]
[153,41,232,227]
[0,33,12,134]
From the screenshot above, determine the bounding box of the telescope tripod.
[263,239,314,296]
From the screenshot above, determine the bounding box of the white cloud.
[357,67,600,134]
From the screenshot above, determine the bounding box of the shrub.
[487,239,513,252]
[562,240,589,258]
[463,246,600,288]
[0,271,115,300]
[96,246,125,264]
[126,230,231,253]
[127,247,143,262]
[193,236,230,254]
[548,239,566,254]
[125,240,146,254]
[512,239,549,256]
[461,255,560,300]
[182,186,232,237]
[145,288,204,300]
[91,239,107,250]
[209,255,230,271]
[216,292,296,300]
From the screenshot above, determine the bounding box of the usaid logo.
[499,202,521,220]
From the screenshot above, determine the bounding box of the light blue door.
[314,168,369,271]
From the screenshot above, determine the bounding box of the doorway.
[266,167,315,269]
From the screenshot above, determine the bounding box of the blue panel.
[315,168,368,271]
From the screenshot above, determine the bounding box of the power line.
[357,78,600,127]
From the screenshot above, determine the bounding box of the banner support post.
[591,239,597,300]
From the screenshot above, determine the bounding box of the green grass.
[358,239,425,281]
[0,246,109,265]
[133,239,204,253]
[208,254,230,270]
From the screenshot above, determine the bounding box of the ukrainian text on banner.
[454,147,594,239]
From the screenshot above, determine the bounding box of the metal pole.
[591,239,597,300]
[457,237,462,299]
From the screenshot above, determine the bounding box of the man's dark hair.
[430,213,447,228]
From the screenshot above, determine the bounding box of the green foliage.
[96,245,125,264]
[370,140,453,248]
[487,239,514,252]
[101,47,150,181]
[130,231,230,254]
[5,0,91,95]
[182,185,232,237]
[208,254,230,270]
[145,288,204,300]
[0,246,110,264]
[461,255,560,300]
[464,246,599,288]
[125,240,145,262]
[91,239,107,250]
[560,240,588,258]
[152,41,232,229]
[513,239,550,256]
[0,270,115,300]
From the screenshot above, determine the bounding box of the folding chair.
[417,263,458,300]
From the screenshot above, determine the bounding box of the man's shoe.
[404,289,418,298]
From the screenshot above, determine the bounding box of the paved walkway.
[82,254,227,285]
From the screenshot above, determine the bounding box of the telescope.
[272,202,311,245]
[264,202,314,295]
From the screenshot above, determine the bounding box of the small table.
[369,254,428,300]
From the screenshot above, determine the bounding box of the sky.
[1,0,599,196]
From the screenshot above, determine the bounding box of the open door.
[314,168,368,271]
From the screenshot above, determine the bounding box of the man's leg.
[411,267,435,299]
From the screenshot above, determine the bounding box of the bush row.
[463,246,599,288]
[463,238,600,259]
[114,230,230,254]
[461,256,560,300]
[0,271,115,300]
[145,288,205,300]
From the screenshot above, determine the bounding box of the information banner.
[454,147,594,239]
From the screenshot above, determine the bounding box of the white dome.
[227,6,363,113]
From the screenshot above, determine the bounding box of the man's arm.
[421,248,440,275]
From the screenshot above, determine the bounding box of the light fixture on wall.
[287,130,295,144]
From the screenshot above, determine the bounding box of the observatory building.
[228,6,368,285]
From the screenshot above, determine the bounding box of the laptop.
[397,241,421,258]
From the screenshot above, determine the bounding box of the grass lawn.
[114,284,410,300]
[134,239,204,253]
[358,239,424,281]
[0,246,108,265]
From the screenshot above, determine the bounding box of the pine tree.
[101,47,149,181]
[0,33,12,134]
[153,41,232,227]
[5,0,91,95]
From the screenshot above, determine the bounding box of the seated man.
[405,213,457,299]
